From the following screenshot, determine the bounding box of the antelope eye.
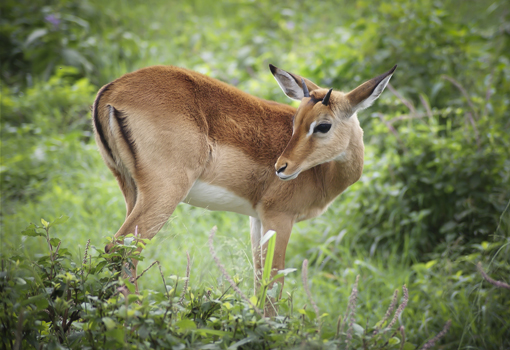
[313,123,332,133]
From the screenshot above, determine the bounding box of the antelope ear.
[347,65,397,112]
[269,64,320,101]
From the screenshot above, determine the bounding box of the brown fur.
[92,64,395,316]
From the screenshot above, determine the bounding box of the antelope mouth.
[276,170,301,181]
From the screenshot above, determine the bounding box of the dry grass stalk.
[477,262,510,290]
[374,112,400,138]
[387,83,416,115]
[208,226,263,317]
[419,94,433,120]
[387,285,408,329]
[345,275,360,347]
[301,259,321,330]
[418,320,452,350]
[336,316,344,339]
[441,75,479,119]
[399,326,406,350]
[179,251,191,305]
[373,288,399,335]
[154,261,170,300]
[388,113,429,124]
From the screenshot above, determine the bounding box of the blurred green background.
[1,0,509,348]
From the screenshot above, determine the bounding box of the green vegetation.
[1,0,509,349]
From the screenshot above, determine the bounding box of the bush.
[352,109,510,256]
[0,217,467,349]
[0,0,99,86]
[1,67,95,204]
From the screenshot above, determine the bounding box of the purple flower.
[45,14,61,29]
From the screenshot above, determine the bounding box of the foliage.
[1,66,95,204]
[337,86,510,256]
[1,217,442,349]
[0,0,100,86]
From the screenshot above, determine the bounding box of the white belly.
[182,180,258,218]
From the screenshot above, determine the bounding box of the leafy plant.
[0,217,461,349]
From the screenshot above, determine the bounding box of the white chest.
[182,180,259,218]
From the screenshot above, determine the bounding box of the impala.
[93,63,396,314]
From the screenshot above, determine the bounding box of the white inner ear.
[273,70,304,101]
[355,74,393,111]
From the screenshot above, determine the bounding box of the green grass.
[3,128,508,347]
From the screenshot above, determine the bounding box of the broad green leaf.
[388,336,401,345]
[227,336,254,349]
[269,273,284,282]
[50,237,61,247]
[92,260,108,272]
[402,342,416,350]
[306,309,316,320]
[125,280,136,293]
[102,317,116,330]
[175,319,196,330]
[104,329,124,344]
[21,223,44,237]
[425,260,437,269]
[25,28,48,47]
[48,215,69,228]
[195,328,227,336]
[21,294,49,309]
[353,323,364,337]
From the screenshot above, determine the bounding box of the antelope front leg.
[251,215,293,317]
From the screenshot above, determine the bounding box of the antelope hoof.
[105,243,115,253]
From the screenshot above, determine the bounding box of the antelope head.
[270,64,397,180]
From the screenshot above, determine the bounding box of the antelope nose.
[276,163,288,174]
